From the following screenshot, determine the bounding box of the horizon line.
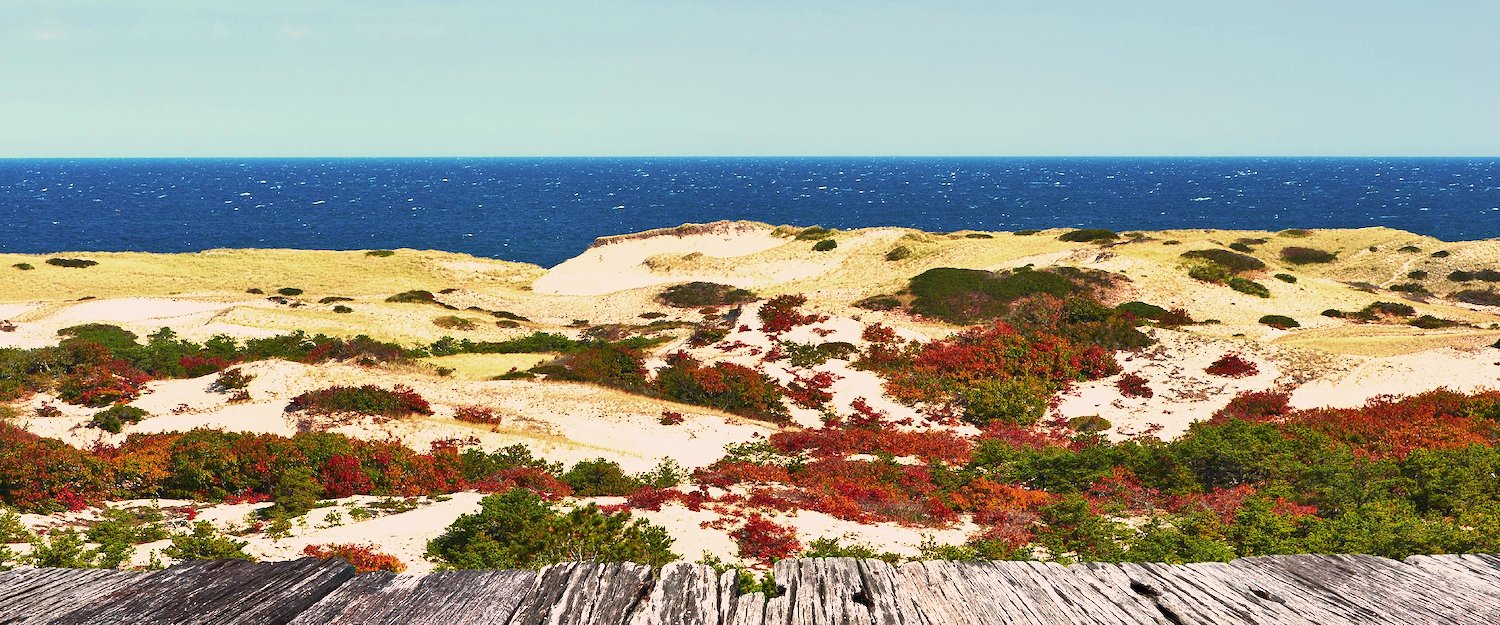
[1,154,1498,160]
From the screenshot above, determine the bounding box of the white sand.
[1287,346,1500,409]
[533,222,791,296]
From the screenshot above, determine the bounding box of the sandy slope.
[6,222,1500,566]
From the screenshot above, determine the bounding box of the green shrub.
[1067,415,1112,433]
[795,226,833,240]
[1228,278,1270,298]
[58,324,140,352]
[1407,270,1428,280]
[562,458,640,496]
[1431,250,1451,258]
[1321,309,1345,318]
[1258,315,1300,330]
[12,263,33,271]
[318,296,353,304]
[812,239,838,252]
[288,385,432,417]
[387,290,437,304]
[434,316,478,331]
[1359,301,1416,318]
[1447,269,1500,282]
[164,521,253,562]
[657,282,756,308]
[959,377,1049,427]
[1180,249,1266,273]
[1453,289,1500,306]
[1188,263,1231,284]
[1278,229,1312,238]
[492,310,531,322]
[1058,229,1118,243]
[1409,315,1459,329]
[276,288,304,297]
[89,405,149,434]
[853,295,901,311]
[1398,245,1421,253]
[333,305,353,314]
[1228,242,1254,253]
[1273,273,1297,283]
[1116,301,1168,321]
[1013,229,1042,236]
[366,250,396,257]
[1280,247,1337,265]
[425,489,676,570]
[885,246,912,261]
[1389,283,1429,294]
[46,258,97,268]
[909,267,1076,325]
[964,233,994,239]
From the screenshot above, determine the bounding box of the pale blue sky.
[4,1,1497,156]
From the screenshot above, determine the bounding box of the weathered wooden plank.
[724,592,766,625]
[508,562,582,625]
[0,568,146,625]
[582,562,654,625]
[45,558,355,625]
[1406,553,1500,606]
[1008,561,1160,625]
[291,569,538,624]
[716,569,739,625]
[853,559,905,625]
[1069,563,1176,625]
[626,562,719,625]
[888,560,992,625]
[1231,554,1463,625]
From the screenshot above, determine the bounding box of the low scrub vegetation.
[1205,353,1259,378]
[425,488,676,570]
[1180,249,1265,273]
[1453,289,1500,307]
[303,543,405,573]
[89,405,149,434]
[46,258,98,268]
[1448,269,1500,282]
[885,246,912,261]
[812,239,837,252]
[288,385,432,418]
[1258,315,1300,330]
[1058,229,1117,243]
[1280,247,1337,265]
[657,282,755,308]
[1228,278,1270,298]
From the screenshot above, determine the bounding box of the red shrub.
[658,411,685,425]
[0,423,115,512]
[757,295,825,335]
[1116,372,1152,398]
[785,371,836,409]
[302,543,407,573]
[653,352,788,421]
[56,358,153,407]
[1205,353,1258,378]
[453,405,501,424]
[730,515,801,566]
[288,385,432,418]
[876,321,1120,405]
[319,454,375,498]
[1210,391,1291,423]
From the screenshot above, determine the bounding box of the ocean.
[2,157,1497,268]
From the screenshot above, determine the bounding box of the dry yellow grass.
[0,248,539,301]
[1272,325,1500,357]
[421,353,555,380]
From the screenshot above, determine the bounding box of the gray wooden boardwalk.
[1,554,1498,624]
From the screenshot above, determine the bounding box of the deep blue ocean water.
[3,157,1497,268]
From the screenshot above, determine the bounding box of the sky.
[3,1,1498,157]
